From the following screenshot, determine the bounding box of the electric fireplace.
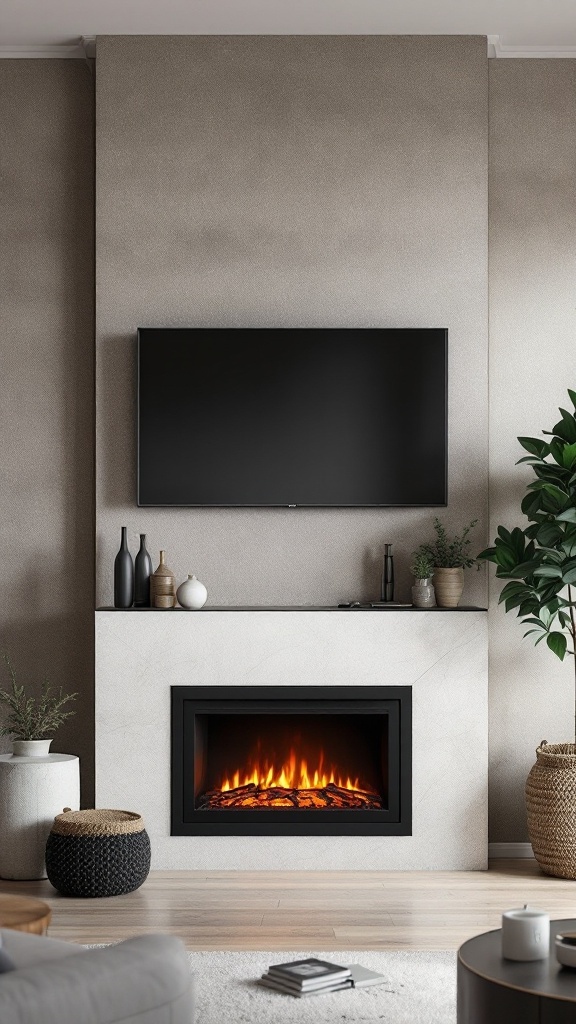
[171,686,412,836]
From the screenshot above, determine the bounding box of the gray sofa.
[0,929,195,1024]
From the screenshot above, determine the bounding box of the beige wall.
[0,63,95,803]
[4,46,575,841]
[488,60,576,842]
[95,36,489,609]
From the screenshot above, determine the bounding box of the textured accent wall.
[488,61,576,842]
[95,36,489,609]
[0,63,95,802]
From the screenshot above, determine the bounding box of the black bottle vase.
[381,544,395,602]
[134,534,153,607]
[114,527,134,608]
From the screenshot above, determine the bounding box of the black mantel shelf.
[97,605,487,612]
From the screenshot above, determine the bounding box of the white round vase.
[0,752,80,879]
[177,574,208,610]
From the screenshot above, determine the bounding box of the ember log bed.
[198,782,385,810]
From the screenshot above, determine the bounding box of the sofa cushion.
[0,933,194,1024]
[0,929,84,971]
[0,938,15,974]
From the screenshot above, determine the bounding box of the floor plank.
[0,860,573,951]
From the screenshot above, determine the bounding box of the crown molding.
[488,34,576,58]
[0,37,95,59]
[1,35,575,60]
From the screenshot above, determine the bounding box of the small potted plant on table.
[410,552,436,608]
[0,654,77,756]
[414,517,478,607]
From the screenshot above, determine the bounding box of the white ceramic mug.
[502,905,550,961]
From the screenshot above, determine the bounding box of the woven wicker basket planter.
[45,809,151,897]
[526,742,576,880]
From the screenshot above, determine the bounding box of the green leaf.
[563,443,576,469]
[552,416,576,444]
[518,437,550,458]
[562,531,576,556]
[549,440,568,466]
[499,581,528,601]
[563,566,576,585]
[509,559,542,577]
[542,483,570,509]
[537,523,563,547]
[536,547,564,562]
[491,545,518,571]
[568,389,576,411]
[556,508,576,523]
[522,492,543,517]
[547,632,568,660]
[533,565,563,578]
[519,599,539,616]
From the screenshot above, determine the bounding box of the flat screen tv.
[137,328,447,507]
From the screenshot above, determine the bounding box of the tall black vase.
[134,534,153,607]
[381,543,394,602]
[114,527,134,608]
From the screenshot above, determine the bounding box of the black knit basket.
[46,809,151,898]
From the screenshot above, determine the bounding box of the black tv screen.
[137,328,447,507]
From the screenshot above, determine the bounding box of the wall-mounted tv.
[137,328,447,507]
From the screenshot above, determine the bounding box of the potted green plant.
[409,551,436,608]
[479,390,576,878]
[0,654,77,757]
[415,517,478,607]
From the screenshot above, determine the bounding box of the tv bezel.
[136,327,448,509]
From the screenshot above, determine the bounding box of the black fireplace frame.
[171,685,412,837]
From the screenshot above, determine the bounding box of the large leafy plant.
[479,390,576,674]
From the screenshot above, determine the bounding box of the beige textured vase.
[432,567,464,608]
[526,741,576,879]
[150,550,176,609]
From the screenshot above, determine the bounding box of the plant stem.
[565,585,569,745]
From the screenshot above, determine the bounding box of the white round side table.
[0,753,80,880]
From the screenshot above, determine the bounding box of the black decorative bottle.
[114,527,134,608]
[381,544,395,602]
[134,534,153,607]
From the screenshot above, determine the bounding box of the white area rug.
[189,950,456,1023]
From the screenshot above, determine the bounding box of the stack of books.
[259,957,387,998]
[259,958,352,998]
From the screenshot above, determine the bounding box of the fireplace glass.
[171,686,411,836]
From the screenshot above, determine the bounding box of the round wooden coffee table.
[458,919,576,1023]
[0,894,51,935]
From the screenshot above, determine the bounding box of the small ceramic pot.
[177,574,208,610]
[151,550,176,609]
[12,739,53,757]
[411,578,436,609]
[433,567,464,608]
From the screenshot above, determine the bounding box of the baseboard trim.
[489,842,534,859]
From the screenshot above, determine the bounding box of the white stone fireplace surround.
[95,609,488,870]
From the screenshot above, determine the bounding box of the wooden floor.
[1,860,574,951]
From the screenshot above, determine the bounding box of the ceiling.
[2,0,576,52]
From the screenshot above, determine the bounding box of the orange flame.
[220,747,362,793]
